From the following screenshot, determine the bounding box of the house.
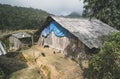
[38,16,118,61]
[0,41,7,55]
[9,32,32,51]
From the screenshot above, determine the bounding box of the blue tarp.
[42,21,68,37]
[49,21,68,37]
[41,26,50,37]
[41,21,77,39]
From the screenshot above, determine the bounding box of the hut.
[0,41,7,55]
[38,16,118,61]
[9,32,32,51]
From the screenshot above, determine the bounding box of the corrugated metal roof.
[12,32,31,39]
[48,16,118,49]
[0,41,7,55]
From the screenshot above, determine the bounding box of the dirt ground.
[9,66,44,79]
[0,45,85,79]
[22,45,84,79]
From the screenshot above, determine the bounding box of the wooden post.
[31,35,35,62]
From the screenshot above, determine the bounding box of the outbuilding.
[9,32,32,51]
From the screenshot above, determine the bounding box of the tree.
[82,0,120,30]
[86,32,120,79]
[0,4,50,31]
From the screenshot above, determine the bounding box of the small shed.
[0,41,7,55]
[9,32,32,50]
[38,16,118,61]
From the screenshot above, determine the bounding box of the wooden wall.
[9,36,22,50]
[38,32,90,62]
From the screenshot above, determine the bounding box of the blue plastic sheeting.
[41,21,77,39]
[41,26,50,37]
[41,21,68,37]
[49,21,68,37]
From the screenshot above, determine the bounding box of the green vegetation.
[82,1,120,78]
[0,69,4,79]
[0,4,51,31]
[83,0,120,30]
[85,32,120,79]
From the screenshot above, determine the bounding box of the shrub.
[87,32,120,79]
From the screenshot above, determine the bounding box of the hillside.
[0,4,51,31]
[66,12,81,18]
